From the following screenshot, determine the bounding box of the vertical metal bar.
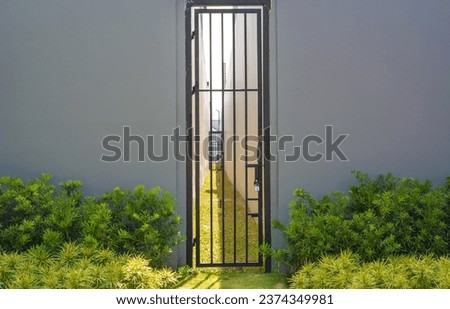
[221,12,225,264]
[256,10,263,266]
[209,13,213,264]
[194,11,201,267]
[244,13,249,263]
[262,5,272,273]
[232,12,237,263]
[185,4,193,268]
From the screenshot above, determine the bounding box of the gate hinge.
[192,237,197,247]
[192,85,196,95]
[191,31,196,39]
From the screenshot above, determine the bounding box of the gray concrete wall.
[274,0,450,250]
[0,0,178,192]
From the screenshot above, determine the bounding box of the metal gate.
[186,1,271,270]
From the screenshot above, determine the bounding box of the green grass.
[196,165,259,264]
[181,166,288,289]
[184,166,288,289]
[177,269,288,289]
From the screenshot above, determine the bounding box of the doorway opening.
[186,0,271,271]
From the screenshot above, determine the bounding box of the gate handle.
[246,163,261,192]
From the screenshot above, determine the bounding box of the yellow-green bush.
[0,245,179,289]
[290,251,450,289]
[118,256,179,289]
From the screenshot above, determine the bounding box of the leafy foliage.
[0,174,54,251]
[118,256,179,289]
[0,174,183,267]
[272,171,450,270]
[0,245,180,289]
[290,251,450,289]
[101,185,183,267]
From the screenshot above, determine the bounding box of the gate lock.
[254,178,260,192]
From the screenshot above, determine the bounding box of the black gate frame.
[185,0,271,272]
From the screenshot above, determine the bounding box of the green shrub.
[272,171,449,270]
[0,174,54,251]
[100,185,183,267]
[118,256,179,289]
[0,245,180,289]
[0,174,183,267]
[290,251,450,289]
[0,175,90,252]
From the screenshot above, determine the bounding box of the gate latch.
[254,178,260,192]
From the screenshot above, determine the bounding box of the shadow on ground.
[177,268,288,289]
